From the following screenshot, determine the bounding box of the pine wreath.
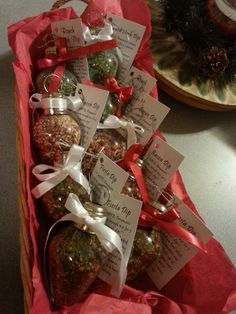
[159,0,236,86]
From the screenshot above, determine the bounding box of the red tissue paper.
[8,0,236,313]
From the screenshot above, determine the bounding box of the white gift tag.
[143,137,184,199]
[123,66,157,96]
[147,198,213,289]
[90,153,142,290]
[98,192,142,288]
[106,13,146,81]
[90,152,129,203]
[74,84,109,150]
[125,93,170,146]
[51,18,90,81]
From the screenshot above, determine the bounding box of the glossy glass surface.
[48,224,108,308]
[40,176,89,225]
[82,129,126,178]
[32,113,81,165]
[127,227,161,281]
[88,50,120,85]
[35,68,77,96]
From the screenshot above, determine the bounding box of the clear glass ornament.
[48,202,109,308]
[32,93,81,165]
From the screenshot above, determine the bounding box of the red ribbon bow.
[37,37,117,94]
[117,144,150,204]
[118,143,206,251]
[104,77,133,104]
[37,37,118,69]
[104,77,133,117]
[139,202,206,251]
[83,77,133,118]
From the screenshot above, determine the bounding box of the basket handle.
[51,0,88,11]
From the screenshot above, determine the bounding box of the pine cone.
[198,46,229,79]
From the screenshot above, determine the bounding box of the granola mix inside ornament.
[127,224,161,281]
[120,157,162,281]
[48,202,109,308]
[84,20,123,85]
[122,173,142,200]
[40,175,90,225]
[88,49,121,85]
[32,92,81,165]
[82,128,127,178]
[127,187,179,281]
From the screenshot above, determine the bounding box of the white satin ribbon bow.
[29,93,83,112]
[98,115,144,148]
[83,22,113,43]
[45,193,127,297]
[31,145,90,199]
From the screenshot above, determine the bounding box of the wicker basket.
[16,2,89,313]
[16,86,33,314]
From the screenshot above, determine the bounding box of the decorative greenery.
[149,0,236,101]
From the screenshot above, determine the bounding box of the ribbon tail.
[31,172,68,198]
[157,220,207,252]
[67,96,83,111]
[126,123,137,148]
[92,223,127,297]
[64,146,90,194]
[129,162,150,204]
[110,258,127,297]
[70,169,91,193]
[29,93,43,109]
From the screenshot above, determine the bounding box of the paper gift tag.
[125,93,170,146]
[51,18,90,81]
[147,198,213,289]
[123,66,157,96]
[143,137,184,199]
[106,13,146,81]
[90,152,129,203]
[74,84,109,150]
[90,153,143,290]
[98,191,142,289]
